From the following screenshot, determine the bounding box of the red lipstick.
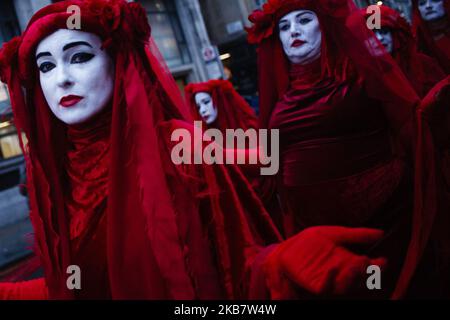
[60,95,83,108]
[291,39,305,48]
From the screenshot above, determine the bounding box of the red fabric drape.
[0,0,281,299]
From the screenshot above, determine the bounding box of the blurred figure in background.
[364,5,446,97]
[412,0,450,72]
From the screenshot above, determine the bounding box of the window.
[139,0,191,68]
[0,1,20,45]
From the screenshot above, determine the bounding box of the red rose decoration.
[0,36,22,83]
[127,2,151,45]
[246,10,275,44]
[101,2,122,32]
[321,0,350,18]
[86,0,103,17]
[85,0,122,33]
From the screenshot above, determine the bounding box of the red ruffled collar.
[65,107,111,240]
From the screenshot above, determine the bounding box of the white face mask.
[36,29,114,125]
[374,28,394,54]
[278,10,322,65]
[418,0,446,22]
[195,92,218,125]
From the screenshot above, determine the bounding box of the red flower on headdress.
[101,1,122,32]
[85,0,122,33]
[262,0,285,14]
[0,36,22,83]
[321,0,350,18]
[246,10,275,44]
[127,2,151,45]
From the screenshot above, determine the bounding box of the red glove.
[264,226,387,299]
[0,278,48,300]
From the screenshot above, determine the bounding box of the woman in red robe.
[364,5,446,97]
[0,0,387,300]
[0,0,282,299]
[185,79,258,131]
[247,0,450,298]
[412,0,450,73]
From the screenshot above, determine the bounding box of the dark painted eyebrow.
[36,41,93,61]
[279,12,311,24]
[63,41,93,51]
[36,52,51,60]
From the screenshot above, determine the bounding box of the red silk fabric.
[184,80,258,131]
[411,0,450,73]
[0,0,281,299]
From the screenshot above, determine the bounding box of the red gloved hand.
[264,226,387,299]
[0,278,48,300]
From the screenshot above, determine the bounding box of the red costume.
[412,0,450,73]
[364,5,446,97]
[185,80,258,131]
[0,0,282,299]
[247,0,450,298]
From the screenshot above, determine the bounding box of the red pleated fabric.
[0,0,281,299]
[184,80,258,131]
[247,0,449,298]
[363,5,446,97]
[411,0,450,73]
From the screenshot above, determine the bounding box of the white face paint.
[374,27,394,54]
[278,10,322,65]
[36,29,114,125]
[418,0,446,22]
[194,92,218,125]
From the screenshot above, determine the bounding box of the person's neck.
[426,15,449,35]
[289,57,322,84]
[66,106,112,149]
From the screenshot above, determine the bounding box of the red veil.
[411,0,450,73]
[184,80,258,131]
[0,0,280,299]
[363,5,445,97]
[247,0,448,298]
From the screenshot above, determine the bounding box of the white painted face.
[374,27,394,54]
[278,10,322,65]
[36,29,114,125]
[418,0,446,22]
[194,92,218,125]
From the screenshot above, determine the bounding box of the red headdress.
[0,0,280,299]
[247,0,446,299]
[184,80,258,131]
[363,5,445,97]
[411,0,450,72]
